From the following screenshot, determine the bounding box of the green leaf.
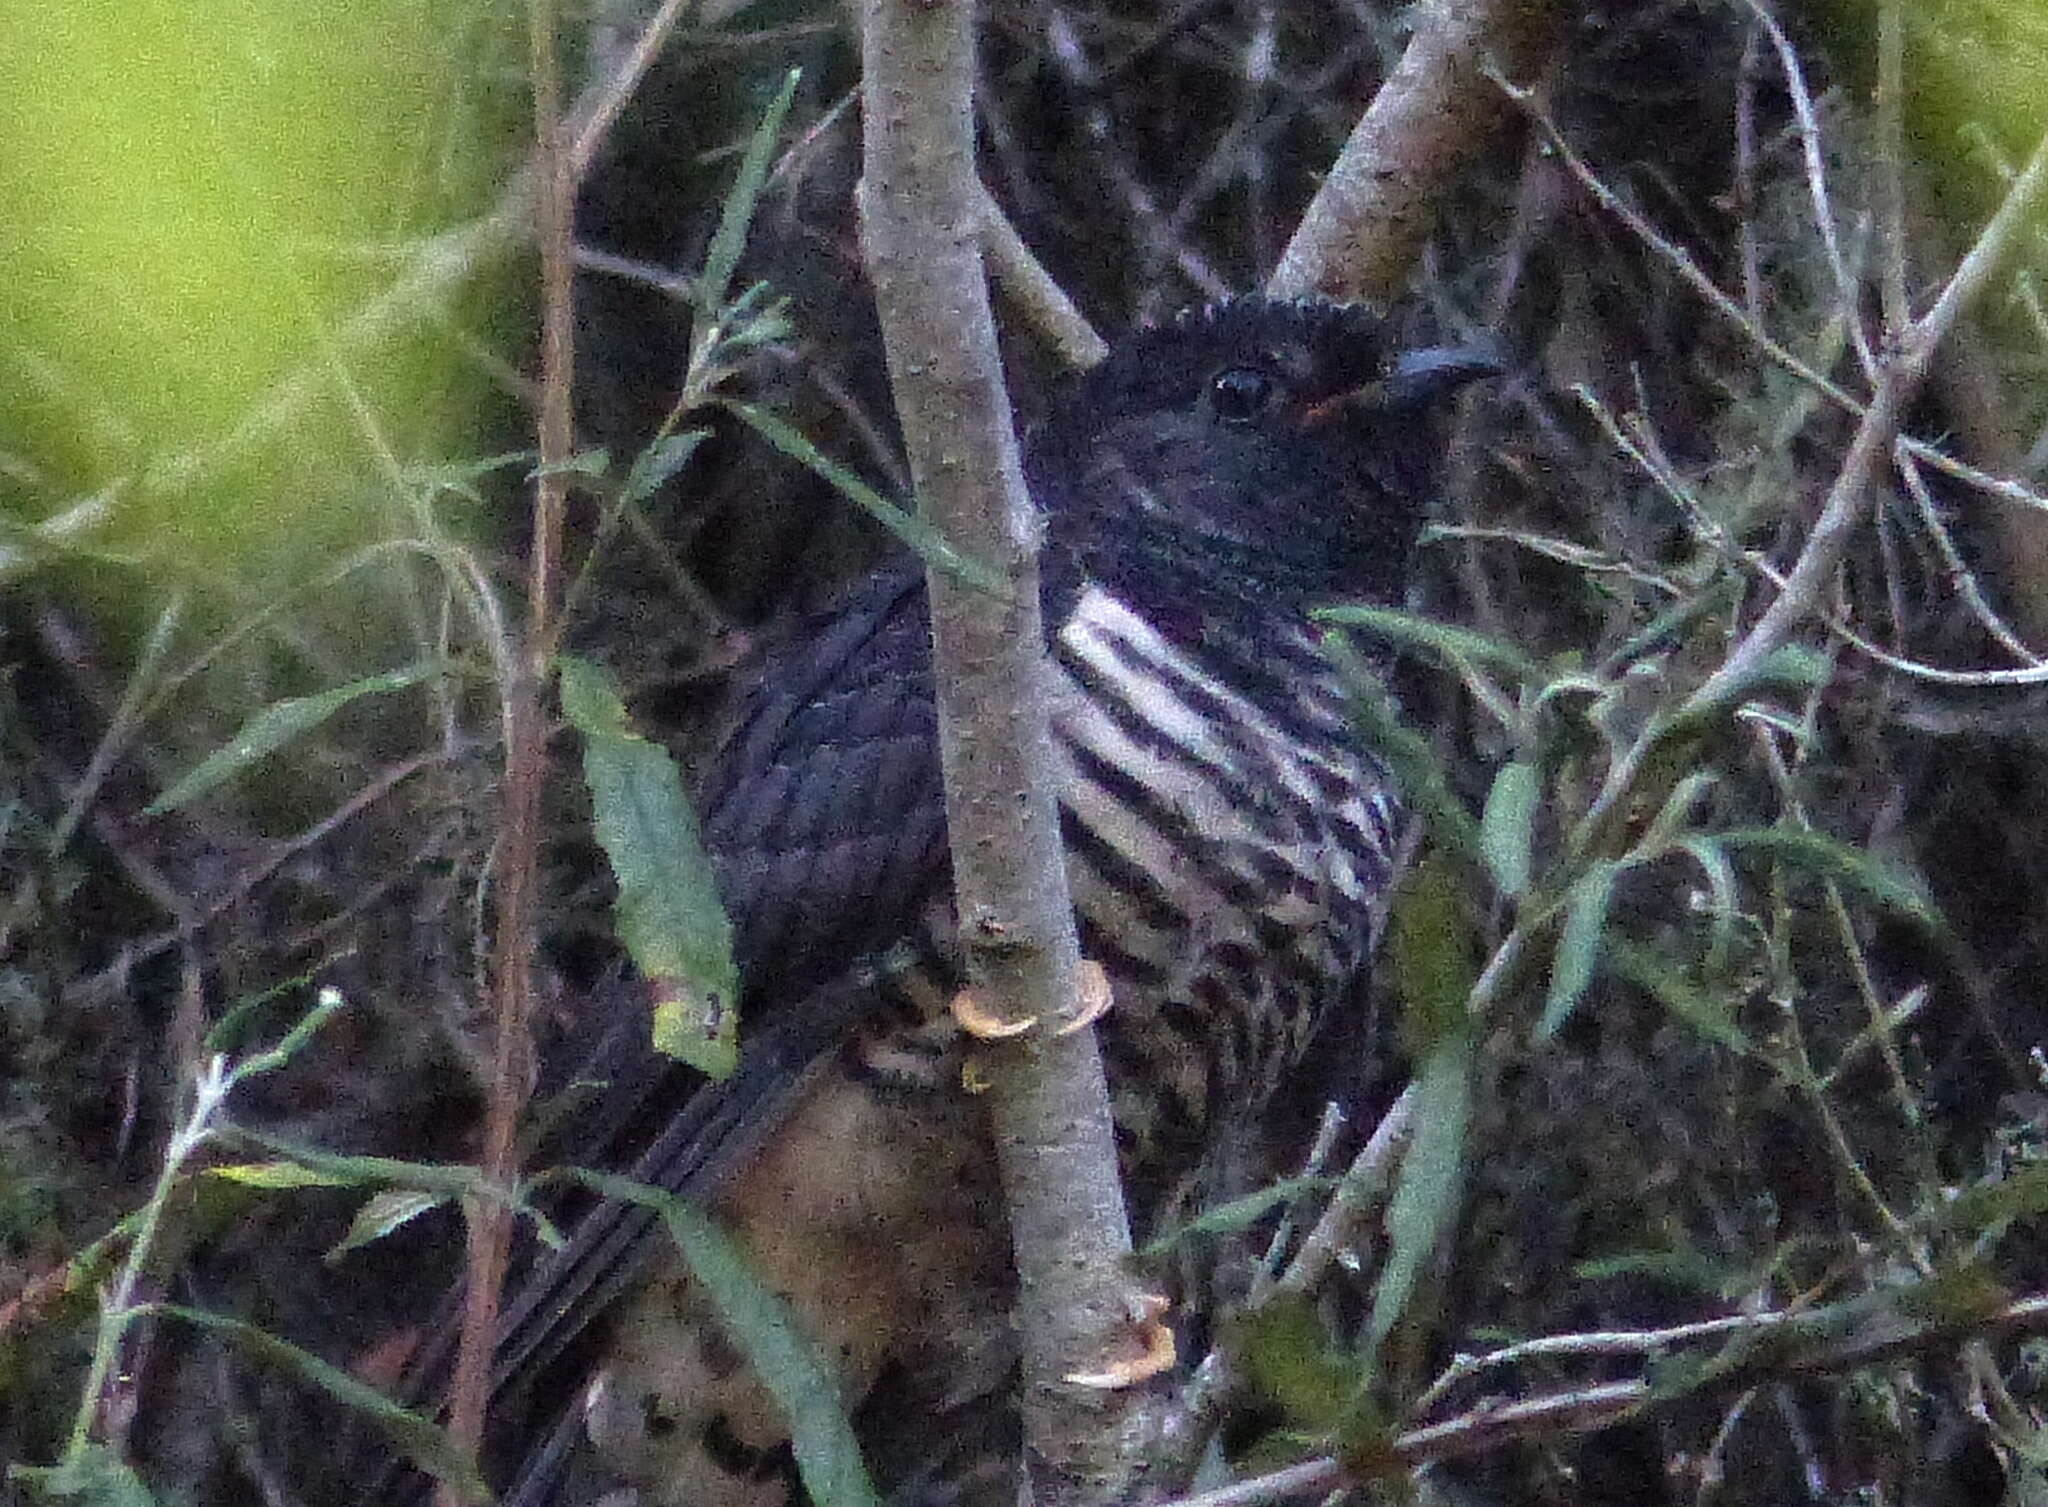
[1386,852,1481,1056]
[1364,1026,1473,1361]
[1539,862,1617,1040]
[725,402,1004,595]
[1932,1162,2048,1245]
[202,968,322,1055]
[1604,938,1751,1053]
[559,655,740,1080]
[1138,1175,1338,1258]
[210,1161,352,1190]
[1324,632,1482,870]
[1677,834,1741,978]
[571,1170,881,1507]
[1604,572,1739,668]
[1231,1294,1360,1436]
[329,1189,448,1260]
[1312,603,1543,683]
[619,430,709,510]
[1715,827,1937,925]
[9,1445,158,1505]
[223,1127,504,1203]
[1638,769,1717,855]
[402,449,535,505]
[1479,761,1539,897]
[1665,643,1831,730]
[531,446,612,479]
[147,662,452,814]
[227,985,347,1082]
[150,1304,489,1503]
[697,69,802,323]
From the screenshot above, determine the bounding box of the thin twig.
[440,0,578,1492]
[1735,0,1879,381]
[1507,77,2048,520]
[1691,118,2048,711]
[1272,1085,1416,1300]
[1156,1292,2048,1507]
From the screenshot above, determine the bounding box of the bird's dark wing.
[495,560,952,1376]
[377,562,956,1503]
[701,559,951,1005]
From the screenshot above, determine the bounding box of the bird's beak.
[1384,337,1509,410]
[1301,336,1507,427]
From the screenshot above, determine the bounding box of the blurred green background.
[0,0,516,573]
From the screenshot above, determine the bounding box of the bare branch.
[1160,1291,2048,1507]
[856,4,1147,1504]
[978,182,1108,371]
[1268,0,1571,303]
[1692,120,2048,712]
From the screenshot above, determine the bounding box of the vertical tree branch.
[440,0,576,1497]
[856,3,1149,1503]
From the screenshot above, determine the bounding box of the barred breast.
[1046,584,1400,1194]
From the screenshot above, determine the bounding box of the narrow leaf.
[9,1445,158,1506]
[1715,827,1937,925]
[1139,1176,1338,1258]
[1932,1162,2048,1244]
[1313,603,1543,683]
[228,985,346,1082]
[726,402,1004,595]
[1604,938,1750,1053]
[697,69,802,321]
[1604,572,1740,668]
[1677,834,1740,978]
[559,655,740,1080]
[203,968,322,1055]
[1324,632,1481,870]
[210,1161,352,1190]
[223,1127,504,1203]
[1365,1027,1472,1360]
[1639,769,1717,855]
[150,1304,489,1503]
[571,1170,880,1507]
[329,1189,447,1259]
[1479,761,1539,897]
[1539,862,1617,1039]
[531,446,612,479]
[148,663,451,814]
[619,430,708,510]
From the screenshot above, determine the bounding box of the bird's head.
[1028,297,1500,628]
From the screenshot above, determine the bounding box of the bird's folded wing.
[381,561,958,1500]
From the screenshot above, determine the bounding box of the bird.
[383,296,1498,1507]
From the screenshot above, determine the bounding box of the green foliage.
[696,70,803,331]
[7,988,479,1503]
[146,662,454,815]
[1139,1176,1338,1258]
[152,1306,490,1504]
[726,401,1005,593]
[11,1444,158,1507]
[559,653,740,1080]
[1479,760,1539,897]
[571,1170,881,1507]
[1234,1295,1361,1438]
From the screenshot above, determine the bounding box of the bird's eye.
[1208,366,1277,423]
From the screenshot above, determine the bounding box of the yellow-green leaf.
[559,655,740,1080]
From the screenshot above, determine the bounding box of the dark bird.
[389,297,1497,1507]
